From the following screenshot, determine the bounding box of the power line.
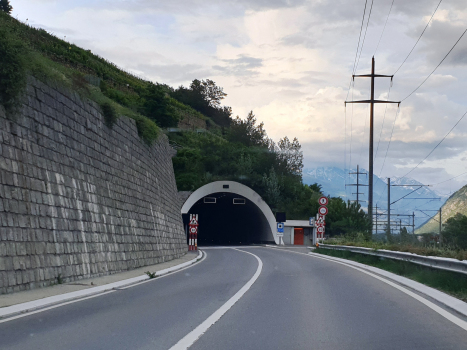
[378,106,400,176]
[402,108,467,178]
[374,85,392,162]
[393,0,443,75]
[374,0,394,57]
[346,0,370,102]
[355,0,374,74]
[433,171,467,186]
[402,28,467,101]
[345,0,371,190]
[352,0,369,76]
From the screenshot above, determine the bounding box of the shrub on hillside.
[443,213,467,249]
[0,26,27,114]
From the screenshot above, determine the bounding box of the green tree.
[262,167,280,209]
[190,79,227,108]
[276,136,303,176]
[142,83,176,128]
[442,213,467,249]
[0,0,12,14]
[171,79,231,127]
[227,111,269,147]
[326,199,371,238]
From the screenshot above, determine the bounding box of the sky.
[10,0,467,196]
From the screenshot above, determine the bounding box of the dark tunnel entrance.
[187,192,274,245]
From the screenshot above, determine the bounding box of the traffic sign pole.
[189,214,198,251]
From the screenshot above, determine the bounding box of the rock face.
[0,77,187,294]
[416,185,467,234]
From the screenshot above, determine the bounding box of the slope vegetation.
[416,185,467,234]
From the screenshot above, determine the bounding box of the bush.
[0,27,27,114]
[134,115,160,145]
[443,213,467,249]
[101,102,118,128]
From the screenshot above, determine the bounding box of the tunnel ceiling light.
[204,197,217,204]
[233,198,246,205]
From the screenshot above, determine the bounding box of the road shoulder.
[0,250,203,320]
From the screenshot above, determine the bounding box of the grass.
[0,11,211,145]
[145,271,157,279]
[313,247,467,302]
[324,235,467,261]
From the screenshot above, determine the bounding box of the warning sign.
[189,214,199,226]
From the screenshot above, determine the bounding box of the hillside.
[0,10,324,222]
[416,185,467,234]
[0,10,213,145]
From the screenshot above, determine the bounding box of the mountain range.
[302,167,449,230]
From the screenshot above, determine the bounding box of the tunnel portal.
[181,181,278,245]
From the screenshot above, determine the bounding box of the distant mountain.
[416,185,467,234]
[302,167,448,230]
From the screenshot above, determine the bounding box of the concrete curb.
[0,251,203,320]
[307,251,467,318]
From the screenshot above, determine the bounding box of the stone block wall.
[0,77,187,294]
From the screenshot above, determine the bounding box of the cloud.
[11,0,467,188]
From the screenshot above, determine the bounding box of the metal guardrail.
[317,244,467,275]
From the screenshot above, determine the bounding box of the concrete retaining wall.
[0,77,187,294]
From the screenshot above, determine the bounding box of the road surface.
[1,247,466,349]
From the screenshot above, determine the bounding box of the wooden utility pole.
[387,178,390,235]
[345,57,400,234]
[439,207,442,242]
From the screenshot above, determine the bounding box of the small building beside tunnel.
[282,220,313,246]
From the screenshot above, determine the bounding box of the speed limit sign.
[190,226,198,234]
[318,206,328,216]
[317,226,324,233]
[319,196,328,206]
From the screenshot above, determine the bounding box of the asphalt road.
[1,247,466,350]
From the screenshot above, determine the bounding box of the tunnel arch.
[181,181,279,245]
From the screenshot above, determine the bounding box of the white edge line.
[0,291,115,324]
[0,251,203,321]
[169,248,263,350]
[118,250,207,290]
[266,246,467,331]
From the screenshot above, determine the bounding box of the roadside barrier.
[317,244,467,275]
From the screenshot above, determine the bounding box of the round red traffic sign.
[189,226,198,234]
[317,226,324,233]
[318,206,328,216]
[318,196,328,206]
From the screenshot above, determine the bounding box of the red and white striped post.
[188,214,198,251]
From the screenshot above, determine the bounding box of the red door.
[294,228,304,245]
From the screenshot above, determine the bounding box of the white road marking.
[0,251,204,323]
[169,248,263,350]
[118,251,207,290]
[0,291,115,324]
[267,246,467,331]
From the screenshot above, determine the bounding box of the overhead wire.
[374,85,392,162]
[401,108,467,178]
[374,0,395,57]
[375,1,443,185]
[401,28,467,101]
[432,171,467,186]
[345,0,370,193]
[393,0,443,75]
[355,0,375,75]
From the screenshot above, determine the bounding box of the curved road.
[0,247,466,349]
